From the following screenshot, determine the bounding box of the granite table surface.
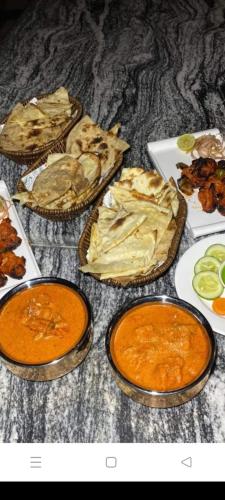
[0,0,225,443]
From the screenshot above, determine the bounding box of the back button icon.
[181,457,192,468]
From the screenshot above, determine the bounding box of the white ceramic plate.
[0,180,41,298]
[147,128,225,238]
[175,234,225,335]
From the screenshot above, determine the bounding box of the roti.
[13,151,102,210]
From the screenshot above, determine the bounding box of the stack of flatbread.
[66,115,130,176]
[0,87,73,152]
[13,152,101,209]
[13,114,130,210]
[80,168,179,280]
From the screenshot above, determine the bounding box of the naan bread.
[78,153,101,187]
[37,87,72,118]
[131,171,165,197]
[7,103,48,125]
[0,87,72,152]
[81,166,179,280]
[87,211,146,262]
[66,115,130,175]
[82,221,156,279]
[110,186,171,214]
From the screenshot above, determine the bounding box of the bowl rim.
[0,277,92,368]
[105,294,216,397]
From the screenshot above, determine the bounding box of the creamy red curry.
[0,283,88,364]
[110,302,211,391]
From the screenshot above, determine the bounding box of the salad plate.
[175,234,225,335]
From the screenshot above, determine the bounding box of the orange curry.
[0,283,88,365]
[110,302,211,392]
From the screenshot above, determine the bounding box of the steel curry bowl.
[106,295,216,408]
[0,277,93,381]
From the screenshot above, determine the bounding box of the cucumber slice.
[194,256,221,274]
[205,244,225,263]
[220,263,225,286]
[192,271,223,300]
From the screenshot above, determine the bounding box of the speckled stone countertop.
[0,0,225,443]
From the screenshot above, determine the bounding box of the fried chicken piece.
[193,157,217,177]
[180,166,206,188]
[198,185,217,213]
[177,156,225,215]
[178,158,217,189]
[209,177,225,197]
[0,251,26,279]
[0,272,7,287]
[0,218,21,252]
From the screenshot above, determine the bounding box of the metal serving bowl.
[0,277,93,381]
[106,295,216,408]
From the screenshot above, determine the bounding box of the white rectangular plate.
[0,180,41,298]
[147,128,225,238]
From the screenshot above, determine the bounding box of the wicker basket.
[16,146,124,221]
[78,191,187,288]
[0,92,82,165]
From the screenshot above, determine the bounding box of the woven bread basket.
[16,145,124,221]
[0,92,82,165]
[78,190,187,288]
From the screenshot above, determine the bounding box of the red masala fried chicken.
[179,166,206,188]
[177,157,225,215]
[0,251,26,279]
[192,157,217,177]
[0,218,21,252]
[198,185,217,213]
[210,177,225,197]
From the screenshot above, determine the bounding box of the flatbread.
[37,87,72,119]
[31,156,78,206]
[109,186,171,214]
[78,153,101,186]
[0,87,72,152]
[87,211,146,262]
[66,115,130,175]
[14,150,103,210]
[131,171,165,197]
[81,166,180,280]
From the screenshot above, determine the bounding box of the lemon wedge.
[177,134,195,153]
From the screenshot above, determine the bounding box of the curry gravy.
[0,284,88,364]
[111,303,211,392]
